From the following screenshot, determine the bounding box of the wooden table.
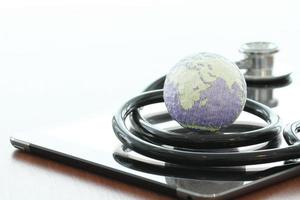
[1,0,300,199]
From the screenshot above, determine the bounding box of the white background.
[0,0,299,134]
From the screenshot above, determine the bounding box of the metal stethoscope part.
[236,41,291,83]
[236,41,292,107]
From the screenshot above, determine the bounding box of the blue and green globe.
[163,53,247,131]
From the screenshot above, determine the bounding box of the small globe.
[163,52,247,131]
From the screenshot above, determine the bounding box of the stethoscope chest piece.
[237,42,291,84]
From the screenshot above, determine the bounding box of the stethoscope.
[112,42,300,167]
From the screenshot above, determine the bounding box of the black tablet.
[10,113,300,199]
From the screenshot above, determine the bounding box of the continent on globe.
[163,52,247,131]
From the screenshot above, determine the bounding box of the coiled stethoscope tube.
[112,77,300,166]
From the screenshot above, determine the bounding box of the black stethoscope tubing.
[112,77,300,166]
[131,105,281,149]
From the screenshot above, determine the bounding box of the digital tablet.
[10,110,300,200]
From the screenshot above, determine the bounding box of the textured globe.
[163,53,247,131]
